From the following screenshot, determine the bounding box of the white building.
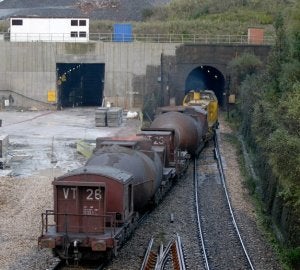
[9,17,89,42]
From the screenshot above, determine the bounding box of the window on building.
[79,20,86,26]
[70,31,78,38]
[71,20,78,26]
[79,31,87,38]
[12,19,23,26]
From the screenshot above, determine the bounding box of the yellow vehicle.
[183,90,219,131]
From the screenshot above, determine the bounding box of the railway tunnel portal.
[185,65,225,106]
[166,44,271,108]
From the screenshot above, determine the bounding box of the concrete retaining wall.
[0,41,271,110]
[0,41,177,109]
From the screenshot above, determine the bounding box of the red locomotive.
[38,105,212,262]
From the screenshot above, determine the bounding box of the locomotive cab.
[183,90,219,132]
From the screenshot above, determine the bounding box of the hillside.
[134,0,295,35]
[0,0,295,35]
[0,0,171,21]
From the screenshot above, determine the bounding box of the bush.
[285,247,300,269]
[265,129,300,186]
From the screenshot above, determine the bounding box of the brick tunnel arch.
[185,65,225,106]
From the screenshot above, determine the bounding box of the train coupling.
[73,240,81,265]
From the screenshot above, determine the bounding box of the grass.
[0,20,9,32]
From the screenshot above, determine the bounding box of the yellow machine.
[183,90,219,130]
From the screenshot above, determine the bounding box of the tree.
[267,13,289,95]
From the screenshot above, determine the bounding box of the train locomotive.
[183,90,219,133]
[38,90,218,263]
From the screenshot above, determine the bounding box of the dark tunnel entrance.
[185,66,225,106]
[56,63,105,108]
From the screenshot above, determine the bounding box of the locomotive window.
[79,20,86,26]
[185,94,191,102]
[12,19,23,26]
[70,31,78,38]
[71,20,78,26]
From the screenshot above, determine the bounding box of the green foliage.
[287,0,300,60]
[284,247,300,269]
[90,20,114,33]
[0,0,291,37]
[88,0,297,37]
[279,61,300,93]
[252,100,278,144]
[245,176,256,195]
[0,20,9,32]
[227,53,263,144]
[141,8,155,20]
[277,84,300,136]
[267,13,290,94]
[222,3,300,261]
[228,1,300,257]
[137,0,293,36]
[265,129,300,184]
[238,74,263,143]
[228,53,262,84]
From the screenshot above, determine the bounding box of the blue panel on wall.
[113,24,133,42]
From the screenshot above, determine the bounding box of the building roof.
[10,16,89,19]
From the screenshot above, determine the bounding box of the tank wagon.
[38,104,217,263]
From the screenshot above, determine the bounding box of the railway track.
[140,234,186,270]
[194,132,254,270]
[48,131,254,270]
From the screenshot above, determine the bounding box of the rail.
[194,132,255,269]
[194,158,210,270]
[140,237,157,270]
[0,32,275,45]
[140,235,186,270]
[214,133,255,270]
[171,234,186,270]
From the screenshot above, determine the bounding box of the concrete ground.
[0,107,141,177]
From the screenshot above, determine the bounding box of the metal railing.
[41,210,118,237]
[0,32,275,45]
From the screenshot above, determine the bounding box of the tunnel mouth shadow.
[185,65,225,106]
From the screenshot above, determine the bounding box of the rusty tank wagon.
[38,105,217,262]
